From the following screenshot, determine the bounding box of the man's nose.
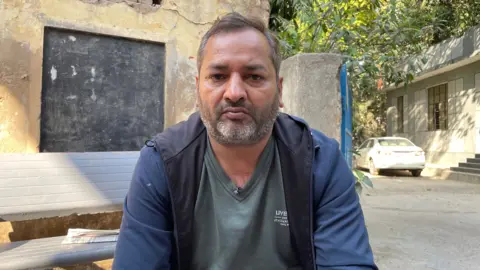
[224,73,246,103]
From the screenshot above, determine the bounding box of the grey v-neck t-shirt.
[191,137,301,270]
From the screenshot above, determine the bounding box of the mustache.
[216,100,252,116]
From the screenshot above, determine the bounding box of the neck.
[209,132,272,188]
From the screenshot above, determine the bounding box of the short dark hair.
[196,12,281,77]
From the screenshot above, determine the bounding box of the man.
[113,12,377,270]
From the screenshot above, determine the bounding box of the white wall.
[386,60,480,167]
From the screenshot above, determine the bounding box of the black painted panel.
[40,27,165,152]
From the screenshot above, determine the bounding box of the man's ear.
[278,77,284,108]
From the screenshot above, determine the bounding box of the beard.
[198,93,280,145]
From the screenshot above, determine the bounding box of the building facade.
[386,25,480,168]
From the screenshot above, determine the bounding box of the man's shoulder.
[278,113,339,150]
[150,112,206,160]
[310,128,339,150]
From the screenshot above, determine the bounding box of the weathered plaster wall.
[0,0,270,152]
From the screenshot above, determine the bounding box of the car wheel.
[410,169,422,177]
[369,159,379,175]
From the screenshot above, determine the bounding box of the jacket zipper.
[167,173,181,270]
[152,140,181,270]
[309,131,319,269]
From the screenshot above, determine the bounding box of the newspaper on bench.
[62,228,120,244]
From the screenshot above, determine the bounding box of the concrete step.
[447,170,480,184]
[450,166,480,175]
[475,154,480,159]
[459,162,480,169]
[466,158,480,164]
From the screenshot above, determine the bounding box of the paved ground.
[361,171,480,270]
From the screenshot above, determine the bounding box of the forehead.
[202,29,273,69]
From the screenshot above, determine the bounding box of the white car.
[354,137,425,177]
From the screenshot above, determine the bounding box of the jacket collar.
[152,111,312,160]
[273,113,312,153]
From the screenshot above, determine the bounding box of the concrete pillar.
[279,53,343,142]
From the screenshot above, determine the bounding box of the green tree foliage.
[270,0,480,144]
[423,0,480,44]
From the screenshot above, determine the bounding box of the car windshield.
[378,138,414,147]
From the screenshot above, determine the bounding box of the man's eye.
[210,74,226,81]
[250,75,263,81]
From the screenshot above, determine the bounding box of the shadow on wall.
[413,88,476,166]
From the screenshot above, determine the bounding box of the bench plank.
[0,152,140,161]
[0,152,139,221]
[0,236,116,270]
[1,173,132,187]
[0,165,135,178]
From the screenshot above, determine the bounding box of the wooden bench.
[0,151,139,269]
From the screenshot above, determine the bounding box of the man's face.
[196,29,283,145]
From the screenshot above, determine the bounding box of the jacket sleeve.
[313,137,377,270]
[113,146,174,269]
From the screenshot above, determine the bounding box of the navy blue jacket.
[113,112,377,269]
